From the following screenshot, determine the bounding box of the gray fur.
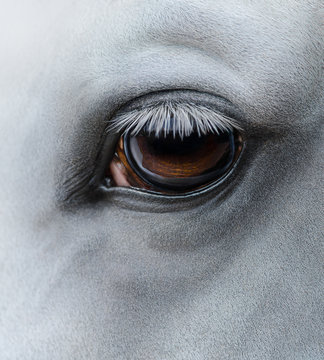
[0,0,323,359]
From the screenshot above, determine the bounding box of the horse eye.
[107,128,243,194]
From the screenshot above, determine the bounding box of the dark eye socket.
[107,128,243,194]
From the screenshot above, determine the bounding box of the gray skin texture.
[0,0,323,359]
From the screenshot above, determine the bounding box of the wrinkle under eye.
[107,129,243,194]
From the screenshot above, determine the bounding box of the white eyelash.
[108,101,241,139]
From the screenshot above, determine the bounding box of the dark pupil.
[143,133,211,155]
[123,130,238,192]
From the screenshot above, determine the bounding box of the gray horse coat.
[0,0,323,359]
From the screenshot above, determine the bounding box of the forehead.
[3,0,323,109]
[3,0,323,59]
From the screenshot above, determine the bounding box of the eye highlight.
[104,92,244,195]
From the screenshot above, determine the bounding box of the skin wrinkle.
[0,0,323,359]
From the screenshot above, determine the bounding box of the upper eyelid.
[107,99,242,140]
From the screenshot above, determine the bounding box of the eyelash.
[107,101,242,139]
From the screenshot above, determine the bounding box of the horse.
[0,0,323,358]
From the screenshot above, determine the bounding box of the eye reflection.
[107,129,243,194]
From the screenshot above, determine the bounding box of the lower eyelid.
[98,146,246,213]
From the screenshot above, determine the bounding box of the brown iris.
[108,129,243,194]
